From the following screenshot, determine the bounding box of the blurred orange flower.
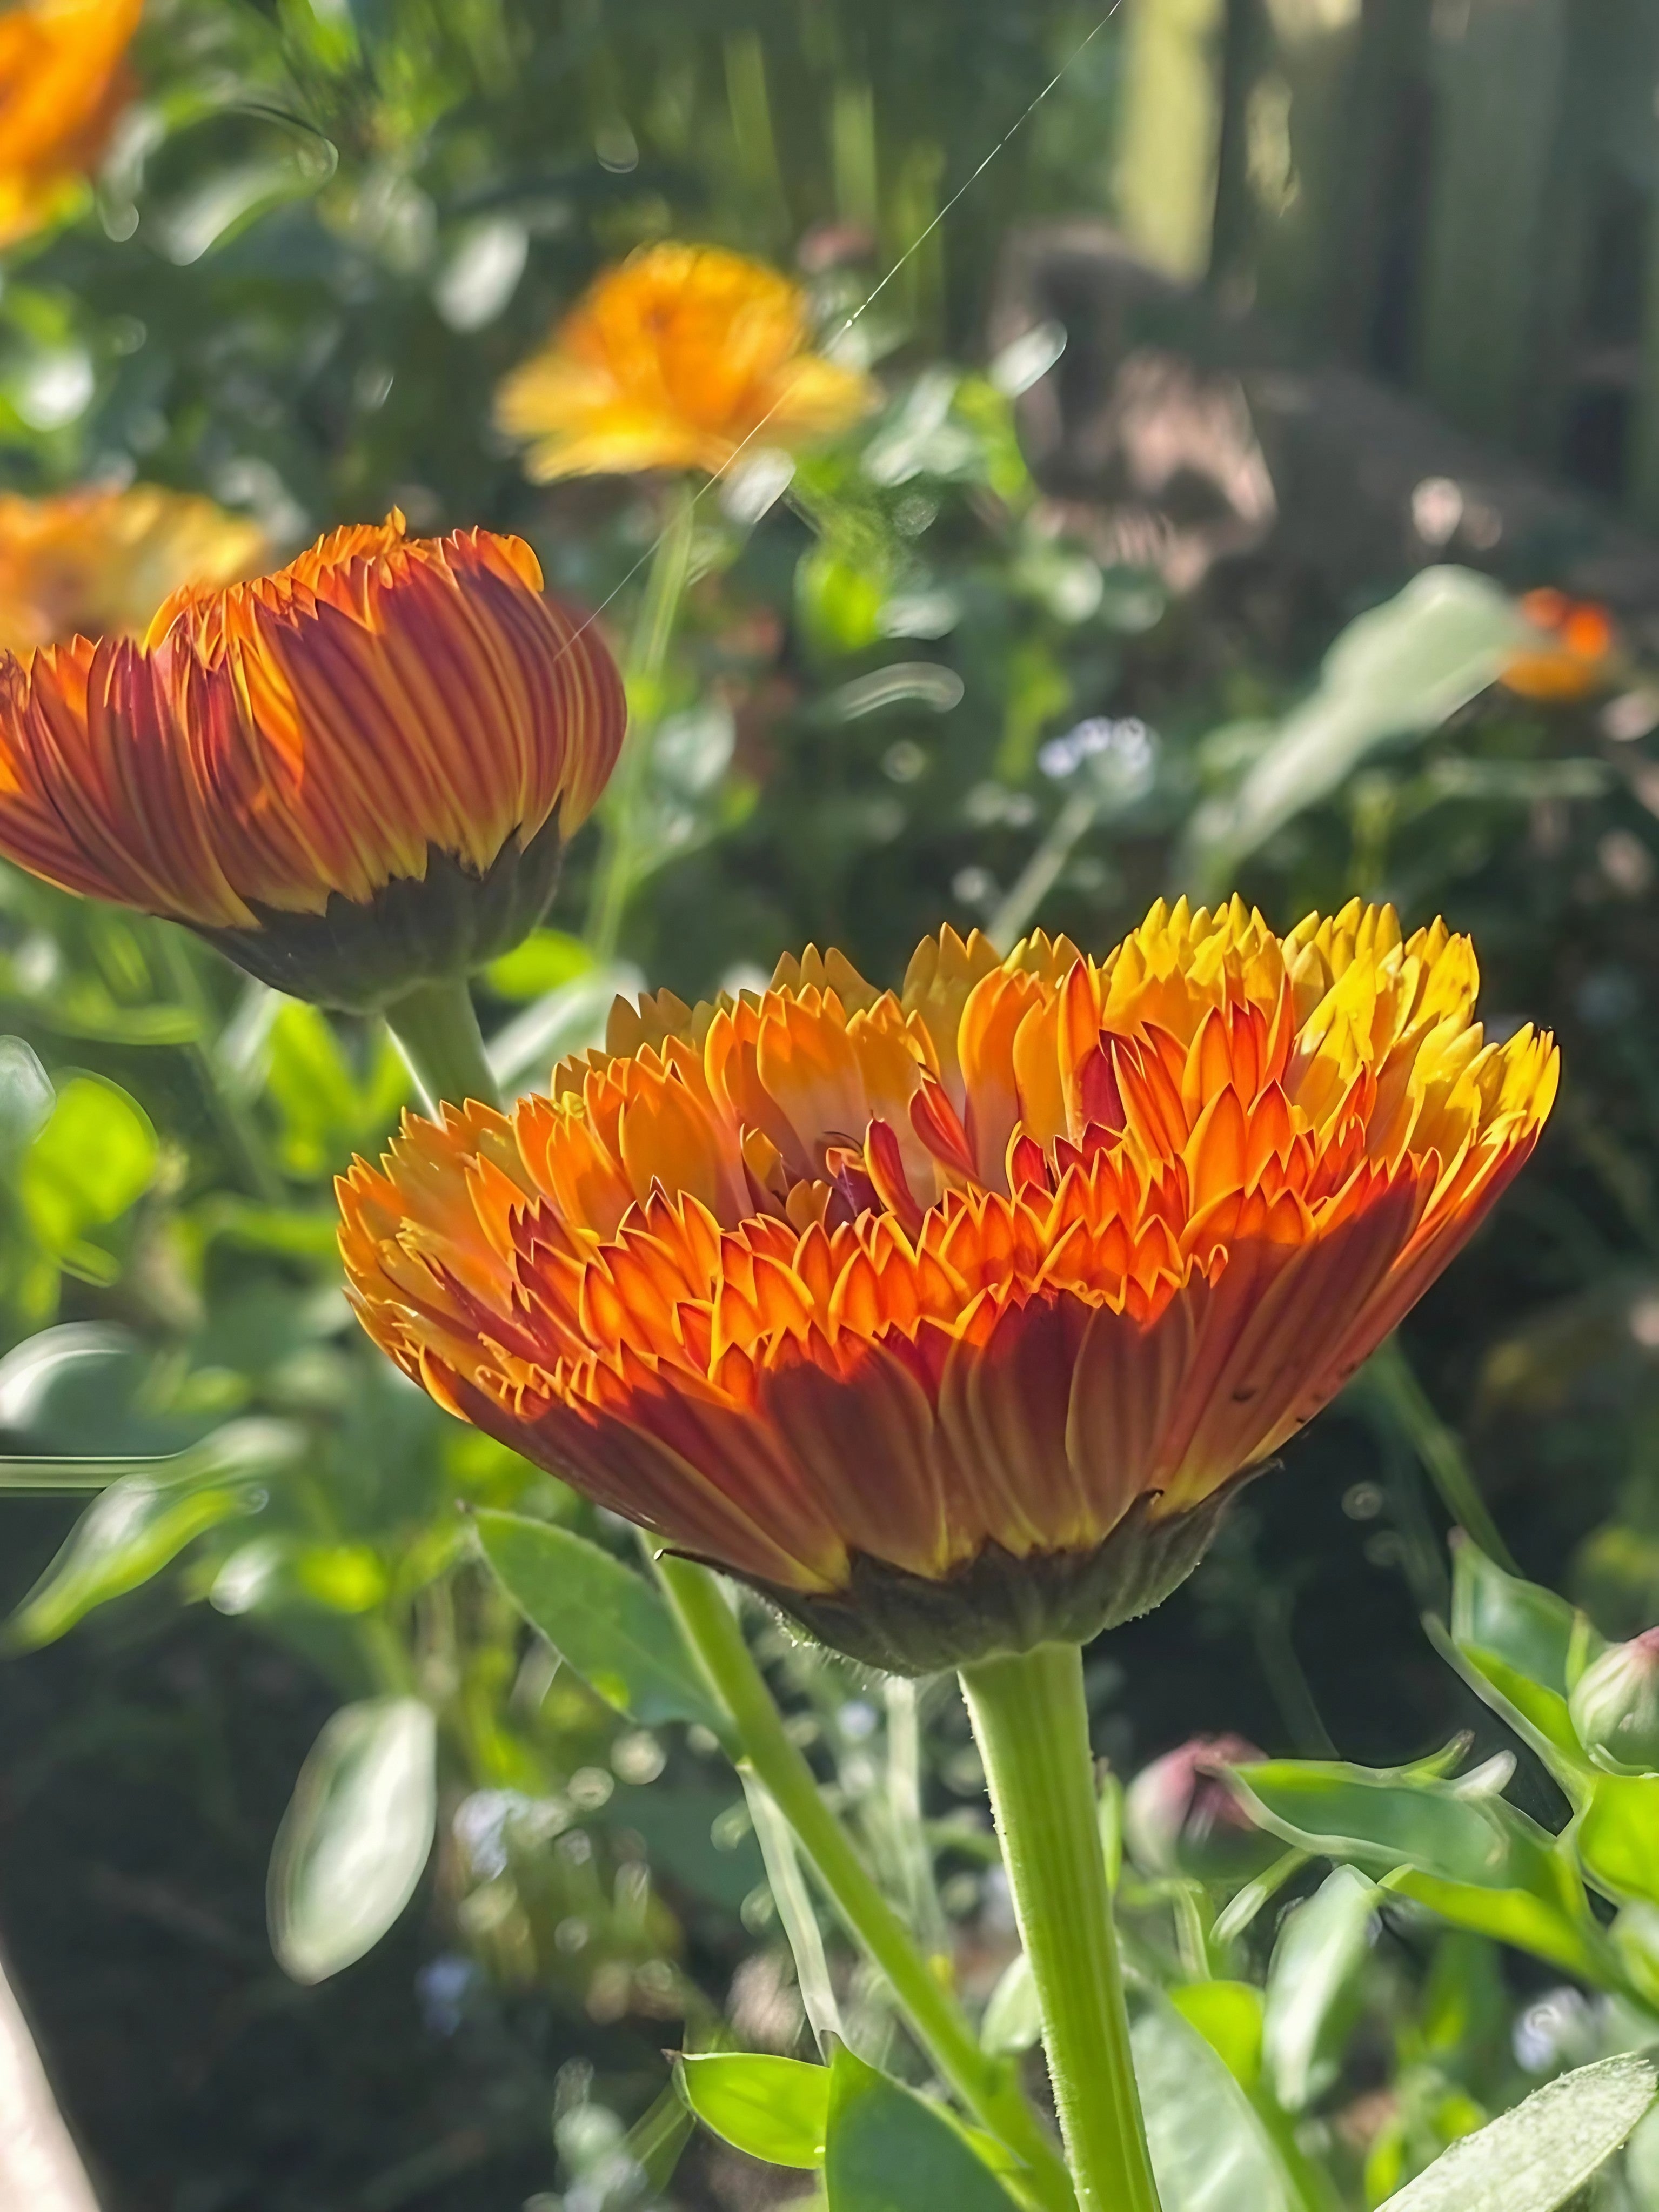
[0,0,142,249]
[0,484,267,655]
[340,899,1556,1670]
[0,512,626,1007]
[497,242,875,481]
[1501,587,1616,702]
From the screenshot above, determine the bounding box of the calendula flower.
[1501,587,1616,702]
[340,900,1556,1671]
[0,0,142,250]
[0,511,625,1009]
[0,484,266,655]
[497,242,874,481]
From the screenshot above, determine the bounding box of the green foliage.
[266,1695,438,1983]
[3,0,1659,2199]
[473,1510,730,1739]
[822,2045,1019,2211]
[678,2051,830,2168]
[1374,2055,1656,2212]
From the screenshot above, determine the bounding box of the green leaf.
[1381,1869,1607,1983]
[1168,1981,1263,2090]
[1575,1772,1659,1907]
[473,1511,728,1739]
[19,1074,156,1259]
[1263,1867,1380,2111]
[7,1419,301,1647]
[1236,1759,1607,1981]
[823,2046,1018,2211]
[1183,566,1527,888]
[1443,1540,1600,1769]
[1234,1761,1521,1888]
[1376,2053,1656,2210]
[980,1950,1042,2056]
[268,1697,437,1983]
[679,2053,829,2169]
[484,929,594,1001]
[1133,1995,1295,2211]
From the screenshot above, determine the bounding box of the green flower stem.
[960,1642,1161,2212]
[586,483,698,963]
[378,980,1072,2202]
[653,1552,1076,2212]
[384,975,500,1115]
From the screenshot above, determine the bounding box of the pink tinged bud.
[1123,1733,1280,1883]
[1569,1628,1659,1776]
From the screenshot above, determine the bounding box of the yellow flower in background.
[497,242,875,481]
[0,484,268,655]
[0,0,142,250]
[339,899,1556,1672]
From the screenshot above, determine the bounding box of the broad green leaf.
[1263,1867,1380,2110]
[1383,1869,1607,1983]
[1237,1759,1606,1979]
[1575,1772,1659,1908]
[268,1697,437,1983]
[7,1419,301,1646]
[20,1074,157,1265]
[1133,1995,1295,2211]
[473,1511,728,1738]
[1183,567,1526,888]
[1444,1540,1600,1768]
[980,1950,1042,2056]
[1234,1761,1521,1888]
[823,2046,1018,2211]
[679,2053,829,2169]
[1376,2053,1656,2210]
[1169,1981,1263,2090]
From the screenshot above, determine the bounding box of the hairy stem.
[961,1641,1160,2212]
[654,1554,1076,2212]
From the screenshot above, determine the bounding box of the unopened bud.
[1123,1734,1278,1883]
[1569,1630,1659,1775]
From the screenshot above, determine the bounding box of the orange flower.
[0,484,267,655]
[1501,587,1616,702]
[340,900,1556,1671]
[0,0,142,250]
[496,242,874,481]
[0,511,625,1008]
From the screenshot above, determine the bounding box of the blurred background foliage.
[6,0,1659,2207]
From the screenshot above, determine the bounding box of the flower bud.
[1123,1734,1279,1883]
[1569,1630,1659,1775]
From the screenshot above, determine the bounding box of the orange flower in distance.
[1501,587,1616,702]
[0,484,266,655]
[0,0,142,250]
[496,242,874,481]
[340,900,1556,1672]
[0,511,625,1009]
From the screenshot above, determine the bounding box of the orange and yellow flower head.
[0,511,626,1009]
[340,901,1557,1672]
[497,242,875,482]
[0,483,267,655]
[0,0,142,250]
